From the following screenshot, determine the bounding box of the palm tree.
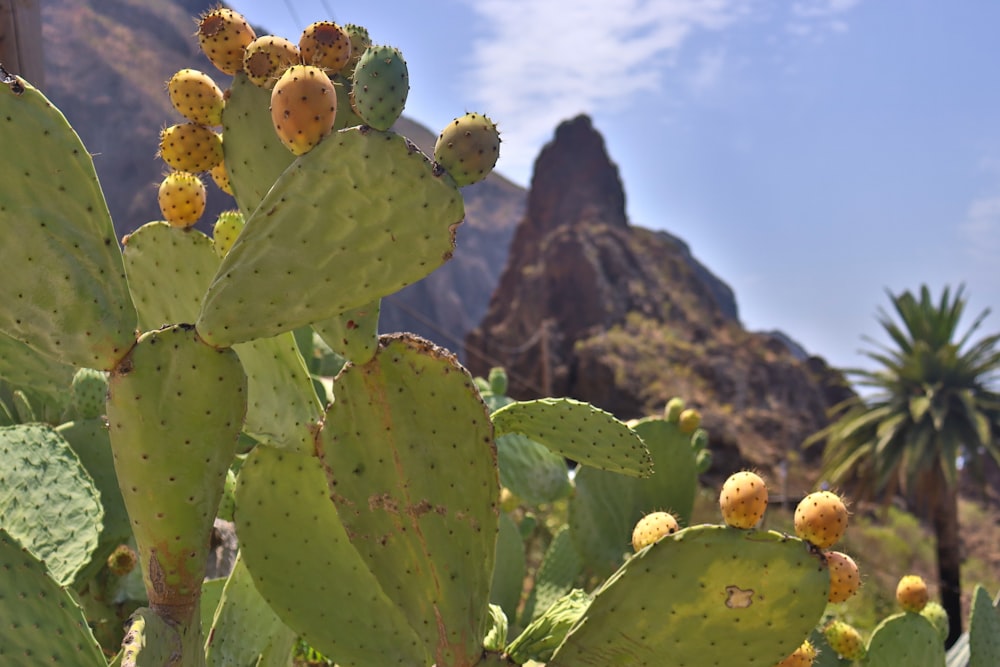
[810,284,1000,646]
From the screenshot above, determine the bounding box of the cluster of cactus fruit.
[0,5,998,667]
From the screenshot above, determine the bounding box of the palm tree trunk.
[931,481,963,647]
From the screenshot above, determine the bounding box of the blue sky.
[229,0,1000,374]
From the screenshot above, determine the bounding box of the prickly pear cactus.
[865,612,945,667]
[967,585,1000,667]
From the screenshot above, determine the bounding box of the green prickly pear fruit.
[678,407,701,434]
[167,68,224,126]
[794,490,849,549]
[243,35,301,89]
[825,550,861,603]
[823,620,866,661]
[71,367,108,420]
[896,574,929,612]
[158,122,223,172]
[299,21,352,74]
[775,639,817,667]
[433,112,500,187]
[270,64,337,155]
[719,470,768,529]
[664,396,685,422]
[920,601,949,643]
[106,543,137,576]
[350,45,408,131]
[488,366,508,396]
[339,23,371,76]
[210,157,233,195]
[212,210,245,258]
[631,511,679,551]
[197,7,256,75]
[158,170,206,228]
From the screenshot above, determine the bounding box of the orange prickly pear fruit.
[631,511,680,551]
[167,68,224,126]
[794,491,849,549]
[678,407,701,434]
[896,574,929,612]
[299,21,352,74]
[270,65,337,155]
[776,639,818,667]
[825,551,861,603]
[197,7,256,75]
[159,122,223,173]
[719,470,768,529]
[158,171,206,228]
[243,35,301,89]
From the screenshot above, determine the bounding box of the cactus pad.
[0,529,107,666]
[312,298,381,365]
[865,612,944,667]
[197,127,465,347]
[496,432,573,504]
[0,78,137,370]
[547,525,830,666]
[0,330,76,403]
[968,585,1000,667]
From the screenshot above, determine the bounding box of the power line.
[280,0,302,29]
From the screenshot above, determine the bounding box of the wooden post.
[0,0,44,88]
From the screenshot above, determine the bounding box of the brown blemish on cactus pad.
[724,585,754,609]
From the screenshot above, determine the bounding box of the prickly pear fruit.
[794,491,849,548]
[270,65,337,155]
[106,543,137,576]
[896,574,929,612]
[159,122,223,172]
[433,112,501,187]
[823,620,866,661]
[71,367,108,420]
[167,68,224,126]
[158,171,206,228]
[719,470,768,529]
[920,601,949,642]
[243,35,300,89]
[664,396,685,422]
[350,45,408,131]
[212,210,245,258]
[197,7,256,75]
[678,407,701,434]
[631,511,679,551]
[825,550,861,603]
[210,157,233,195]
[339,23,371,76]
[776,639,817,667]
[299,21,352,73]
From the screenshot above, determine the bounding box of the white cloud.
[787,0,862,37]
[961,197,1000,263]
[461,0,750,182]
[687,49,728,95]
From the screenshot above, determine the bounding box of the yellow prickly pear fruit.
[210,158,233,196]
[825,551,861,603]
[212,210,245,258]
[158,171,206,228]
[896,574,929,612]
[243,35,301,89]
[299,21,352,74]
[794,490,849,549]
[339,23,371,76]
[434,112,500,187]
[197,7,256,75]
[775,639,818,667]
[678,408,701,434]
[631,511,679,552]
[159,122,223,173]
[167,68,224,126]
[719,470,768,529]
[270,65,337,156]
[664,397,685,422]
[823,620,866,661]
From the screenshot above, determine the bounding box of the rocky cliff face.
[465,115,853,485]
[36,0,521,353]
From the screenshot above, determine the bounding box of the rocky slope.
[465,115,854,484]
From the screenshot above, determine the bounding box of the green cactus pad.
[122,221,219,329]
[490,512,526,623]
[0,331,76,404]
[0,529,107,666]
[332,73,366,130]
[0,424,104,585]
[520,526,584,625]
[968,586,1000,667]
[0,78,137,370]
[256,625,298,667]
[547,525,830,666]
[196,127,464,347]
[491,398,652,478]
[220,73,297,219]
[106,324,246,614]
[570,416,700,575]
[317,333,498,666]
[312,298,381,365]
[205,554,292,667]
[866,612,945,667]
[235,444,431,666]
[497,433,573,505]
[55,419,132,583]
